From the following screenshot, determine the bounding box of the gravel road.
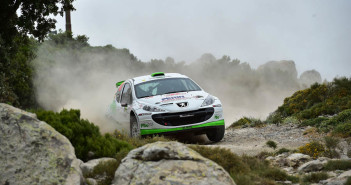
[209,124,323,156]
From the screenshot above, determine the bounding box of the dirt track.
[208,124,323,156]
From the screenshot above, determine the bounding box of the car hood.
[137,91,209,112]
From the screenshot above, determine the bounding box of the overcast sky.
[54,0,350,80]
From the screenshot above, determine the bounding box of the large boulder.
[112,141,236,185]
[0,103,84,185]
[286,153,311,168]
[299,69,322,88]
[297,159,326,172]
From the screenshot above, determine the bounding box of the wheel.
[206,125,225,142]
[130,116,140,138]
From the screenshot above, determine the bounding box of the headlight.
[201,95,215,107]
[142,105,165,112]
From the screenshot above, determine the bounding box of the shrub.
[266,140,277,150]
[190,146,249,174]
[333,122,351,137]
[302,172,329,183]
[189,146,290,185]
[34,109,133,162]
[298,141,325,159]
[275,148,290,155]
[300,117,328,127]
[324,136,340,158]
[324,160,351,171]
[228,117,265,129]
[261,168,288,181]
[84,160,119,185]
[345,177,351,185]
[228,117,251,128]
[282,116,300,125]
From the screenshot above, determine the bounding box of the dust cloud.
[32,37,322,133]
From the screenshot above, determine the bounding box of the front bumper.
[140,119,224,135]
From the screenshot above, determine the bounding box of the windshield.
[135,78,201,98]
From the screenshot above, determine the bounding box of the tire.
[206,125,225,142]
[130,115,140,138]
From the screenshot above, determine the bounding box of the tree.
[0,0,75,46]
[0,0,75,108]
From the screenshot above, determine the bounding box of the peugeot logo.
[177,102,188,107]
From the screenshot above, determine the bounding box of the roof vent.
[151,72,165,77]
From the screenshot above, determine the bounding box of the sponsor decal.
[177,102,188,107]
[165,92,186,97]
[214,113,222,119]
[161,95,186,102]
[140,121,153,127]
[141,124,149,128]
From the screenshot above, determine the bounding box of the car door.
[117,82,133,124]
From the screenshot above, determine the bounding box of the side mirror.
[121,103,128,107]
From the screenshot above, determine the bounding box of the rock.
[287,153,311,168]
[112,141,236,185]
[86,178,98,185]
[338,169,351,179]
[298,159,326,172]
[80,157,117,176]
[299,70,322,87]
[0,103,84,185]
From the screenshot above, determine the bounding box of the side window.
[120,83,133,105]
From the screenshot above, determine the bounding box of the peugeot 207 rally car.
[106,72,225,142]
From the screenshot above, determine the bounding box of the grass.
[323,160,351,171]
[84,160,119,185]
[345,177,351,185]
[275,148,290,155]
[302,172,329,184]
[189,145,298,185]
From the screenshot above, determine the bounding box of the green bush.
[228,117,251,128]
[302,172,329,183]
[190,146,293,185]
[324,160,351,171]
[345,177,351,185]
[271,77,351,123]
[275,148,290,155]
[266,140,277,150]
[300,117,328,127]
[324,136,340,158]
[34,109,133,162]
[333,122,351,137]
[85,160,119,185]
[228,117,265,129]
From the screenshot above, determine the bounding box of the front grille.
[152,108,214,126]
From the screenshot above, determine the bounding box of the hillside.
[267,77,351,137]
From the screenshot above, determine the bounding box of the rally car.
[106,72,225,142]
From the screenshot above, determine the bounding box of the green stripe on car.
[140,120,224,135]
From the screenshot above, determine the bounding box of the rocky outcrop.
[299,69,322,87]
[0,103,84,185]
[286,153,311,168]
[112,141,236,185]
[297,159,327,172]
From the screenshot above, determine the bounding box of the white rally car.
[107,72,225,142]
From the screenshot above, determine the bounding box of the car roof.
[131,73,189,85]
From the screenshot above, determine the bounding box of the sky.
[53,0,351,80]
